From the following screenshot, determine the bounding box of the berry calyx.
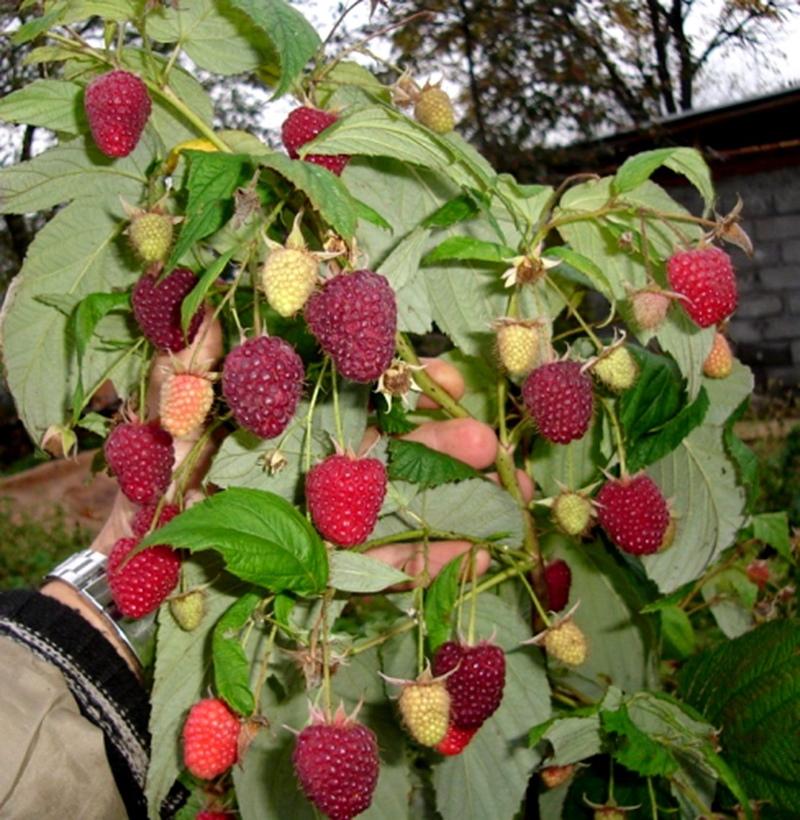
[431,640,506,729]
[292,706,379,820]
[414,84,455,133]
[281,106,349,176]
[667,246,738,328]
[132,267,204,352]
[305,453,387,547]
[305,269,397,383]
[396,672,451,747]
[703,332,733,379]
[596,473,670,556]
[543,618,588,667]
[552,491,593,537]
[159,369,215,438]
[182,698,240,780]
[84,70,151,158]
[222,336,305,439]
[522,361,594,444]
[544,559,572,612]
[107,536,180,618]
[435,724,477,756]
[104,420,174,505]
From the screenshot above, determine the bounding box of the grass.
[0,498,90,589]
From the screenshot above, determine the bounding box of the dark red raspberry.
[544,559,572,612]
[435,724,477,756]
[108,536,180,618]
[281,106,349,175]
[305,270,397,382]
[104,421,174,505]
[596,473,670,555]
[222,336,304,439]
[522,361,594,444]
[131,501,180,537]
[292,713,379,820]
[431,640,506,729]
[666,246,738,328]
[132,267,204,352]
[84,70,151,158]
[306,454,387,546]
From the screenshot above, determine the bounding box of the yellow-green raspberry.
[414,86,455,134]
[169,589,205,631]
[703,332,733,379]
[398,678,451,747]
[496,321,540,377]
[592,346,638,392]
[261,247,319,317]
[129,211,174,264]
[544,619,588,667]
[552,491,593,537]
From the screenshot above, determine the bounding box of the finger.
[89,491,135,555]
[402,418,498,469]
[416,357,465,409]
[366,540,491,587]
[486,468,535,504]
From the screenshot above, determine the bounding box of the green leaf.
[659,604,696,659]
[724,399,760,513]
[352,197,391,231]
[422,192,481,228]
[69,290,130,360]
[147,0,279,76]
[421,235,514,265]
[11,1,67,44]
[181,249,233,333]
[377,226,429,291]
[613,147,715,212]
[139,488,328,595]
[0,79,84,134]
[212,591,261,715]
[679,620,800,814]
[259,152,359,238]
[169,152,251,268]
[424,553,466,651]
[602,703,680,777]
[328,551,411,593]
[432,595,550,820]
[543,245,613,299]
[374,397,416,435]
[655,309,715,400]
[627,386,710,472]
[387,439,479,488]
[752,511,792,561]
[315,60,391,108]
[702,567,756,639]
[227,0,321,97]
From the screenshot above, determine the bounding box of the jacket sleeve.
[0,589,186,819]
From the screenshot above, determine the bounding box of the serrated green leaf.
[602,703,680,777]
[76,411,112,437]
[422,192,481,228]
[377,226,428,291]
[655,309,715,400]
[181,248,233,333]
[702,567,756,639]
[168,152,251,269]
[613,147,714,212]
[227,0,320,97]
[0,79,84,134]
[315,60,391,108]
[140,488,328,595]
[387,439,479,488]
[212,591,261,715]
[752,511,792,561]
[639,581,694,613]
[374,397,416,435]
[352,197,391,231]
[259,152,359,238]
[328,551,411,593]
[543,245,613,299]
[660,604,696,659]
[11,1,67,44]
[421,235,514,265]
[69,290,130,360]
[680,621,800,813]
[424,553,465,651]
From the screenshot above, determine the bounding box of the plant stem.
[545,275,603,350]
[330,363,345,447]
[304,359,329,471]
[395,333,470,419]
[601,397,628,477]
[154,86,232,152]
[647,777,659,820]
[252,622,278,714]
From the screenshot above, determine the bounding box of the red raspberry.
[522,361,594,444]
[544,559,572,612]
[292,713,379,820]
[306,454,387,547]
[107,536,180,618]
[281,106,349,175]
[182,698,240,780]
[435,724,477,756]
[666,246,738,328]
[196,812,233,820]
[131,501,180,537]
[221,336,304,439]
[132,267,204,352]
[104,421,174,505]
[84,70,151,158]
[596,473,670,555]
[431,640,506,729]
[305,270,397,382]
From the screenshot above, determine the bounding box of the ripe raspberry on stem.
[84,69,151,158]
[104,419,175,505]
[132,267,204,353]
[522,360,595,444]
[108,535,180,618]
[666,245,738,328]
[281,106,350,175]
[182,697,241,780]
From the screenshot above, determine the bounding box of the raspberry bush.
[1,2,797,819]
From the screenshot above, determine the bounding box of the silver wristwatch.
[44,549,155,665]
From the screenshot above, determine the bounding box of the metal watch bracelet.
[43,549,155,665]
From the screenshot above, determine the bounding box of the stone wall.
[672,164,800,390]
